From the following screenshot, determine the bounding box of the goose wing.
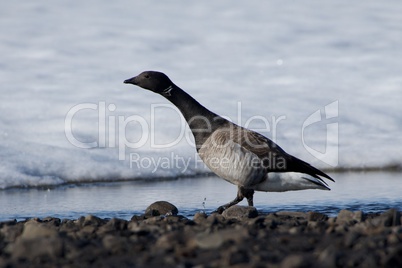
[198,124,334,188]
[198,128,268,187]
[234,126,334,185]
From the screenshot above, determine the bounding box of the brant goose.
[124,71,334,213]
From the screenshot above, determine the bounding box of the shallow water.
[0,171,400,222]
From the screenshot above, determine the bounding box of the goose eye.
[144,74,150,79]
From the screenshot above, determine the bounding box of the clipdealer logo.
[64,101,339,169]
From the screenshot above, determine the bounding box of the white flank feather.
[251,172,330,192]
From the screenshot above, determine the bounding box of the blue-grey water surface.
[1,171,401,222]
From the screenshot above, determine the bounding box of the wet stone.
[206,213,226,226]
[316,245,340,268]
[307,220,328,233]
[224,248,250,266]
[343,231,360,248]
[387,233,401,244]
[263,216,279,229]
[384,245,402,267]
[10,236,64,261]
[102,235,129,254]
[0,224,24,243]
[275,211,308,220]
[106,218,128,230]
[336,209,364,225]
[280,254,311,268]
[83,214,105,227]
[130,215,146,222]
[288,226,304,235]
[21,220,58,240]
[222,205,258,220]
[145,201,178,216]
[195,228,248,249]
[42,217,61,227]
[143,216,164,225]
[163,215,187,223]
[367,209,401,227]
[0,219,17,228]
[307,211,328,222]
[193,212,207,224]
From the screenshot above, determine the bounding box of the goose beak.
[124,76,137,85]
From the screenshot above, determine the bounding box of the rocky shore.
[1,202,401,267]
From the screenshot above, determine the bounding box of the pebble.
[21,220,58,240]
[336,209,364,225]
[307,211,328,222]
[221,205,258,220]
[144,201,178,216]
[192,213,206,227]
[0,203,401,267]
[280,254,311,268]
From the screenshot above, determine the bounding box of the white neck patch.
[162,85,173,96]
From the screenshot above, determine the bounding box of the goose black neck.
[164,85,227,148]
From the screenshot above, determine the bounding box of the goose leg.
[214,186,255,214]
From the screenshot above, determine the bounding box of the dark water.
[0,172,401,222]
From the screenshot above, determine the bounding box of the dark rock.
[7,223,63,261]
[42,217,61,227]
[83,214,105,227]
[74,216,85,226]
[128,221,160,235]
[195,231,226,249]
[59,219,80,234]
[387,230,401,245]
[76,227,97,241]
[206,213,226,226]
[106,218,128,231]
[224,248,250,266]
[163,215,186,223]
[360,254,378,268]
[307,211,328,222]
[0,223,24,243]
[145,201,178,216]
[336,210,364,225]
[276,211,307,219]
[130,215,146,221]
[222,205,258,220]
[102,234,129,254]
[195,228,248,249]
[343,231,360,247]
[367,209,401,227]
[21,220,58,240]
[344,249,373,267]
[97,218,128,235]
[155,231,195,252]
[280,254,311,268]
[248,216,267,228]
[155,232,178,251]
[288,226,306,234]
[0,219,17,228]
[193,212,207,224]
[143,216,164,225]
[9,236,64,260]
[316,245,340,268]
[1,210,402,267]
[335,224,349,234]
[263,215,279,229]
[384,245,402,267]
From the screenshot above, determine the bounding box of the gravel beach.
[1,203,401,267]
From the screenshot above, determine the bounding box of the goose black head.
[124,71,174,97]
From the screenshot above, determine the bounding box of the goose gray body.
[124,71,334,212]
